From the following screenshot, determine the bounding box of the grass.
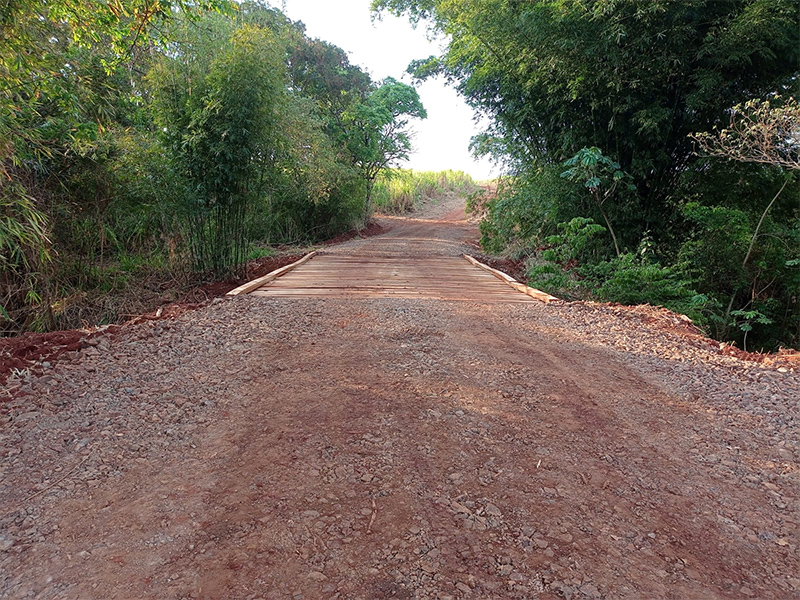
[247,244,275,261]
[372,169,479,213]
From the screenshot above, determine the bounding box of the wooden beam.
[226,251,317,296]
[463,254,559,304]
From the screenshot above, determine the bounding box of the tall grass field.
[372,170,479,213]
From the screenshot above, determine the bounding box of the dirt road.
[1,198,798,599]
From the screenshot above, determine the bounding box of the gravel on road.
[1,197,797,600]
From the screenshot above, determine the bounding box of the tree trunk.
[594,193,620,258]
[723,176,790,329]
[364,178,375,223]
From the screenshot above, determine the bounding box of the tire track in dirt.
[1,199,797,599]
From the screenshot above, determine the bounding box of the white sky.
[277,0,497,180]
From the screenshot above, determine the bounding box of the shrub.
[528,217,706,322]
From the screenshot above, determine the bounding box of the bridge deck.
[249,255,534,302]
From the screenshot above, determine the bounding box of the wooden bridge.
[228,252,557,304]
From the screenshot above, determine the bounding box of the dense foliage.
[1,1,425,332]
[375,0,800,351]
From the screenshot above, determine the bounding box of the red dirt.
[0,223,389,387]
[566,301,800,368]
[0,329,104,384]
[1,203,799,599]
[0,255,300,388]
[473,253,528,283]
[469,254,800,369]
[178,253,308,303]
[322,221,388,246]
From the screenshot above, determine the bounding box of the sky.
[277,0,497,180]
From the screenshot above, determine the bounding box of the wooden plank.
[285,264,482,268]
[251,285,525,294]
[265,276,503,284]
[278,272,489,277]
[233,252,542,303]
[226,251,317,296]
[263,287,526,294]
[252,289,529,298]
[284,272,493,276]
[262,283,517,289]
[250,291,533,302]
[463,254,559,304]
[254,288,521,295]
[309,256,463,261]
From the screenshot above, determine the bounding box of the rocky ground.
[0,196,798,599]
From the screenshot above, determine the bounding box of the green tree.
[686,96,800,347]
[376,0,800,350]
[343,78,427,217]
[1,0,402,334]
[560,147,635,257]
[0,0,228,327]
[150,22,286,279]
[285,31,373,121]
[374,0,799,238]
